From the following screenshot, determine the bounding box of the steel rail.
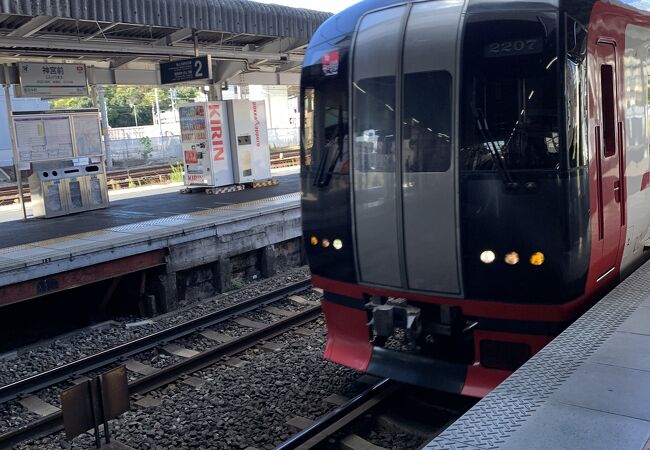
[0,301,321,450]
[0,279,311,405]
[274,378,399,450]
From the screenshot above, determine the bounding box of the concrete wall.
[144,205,303,313]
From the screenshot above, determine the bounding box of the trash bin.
[29,168,68,218]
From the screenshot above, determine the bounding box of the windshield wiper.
[473,107,514,183]
[314,105,344,188]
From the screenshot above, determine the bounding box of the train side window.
[301,88,315,169]
[567,16,587,168]
[600,65,616,157]
[402,71,452,172]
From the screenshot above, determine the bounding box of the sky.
[253,0,360,14]
[625,0,650,9]
[254,0,650,14]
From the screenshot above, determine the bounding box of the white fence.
[107,127,298,167]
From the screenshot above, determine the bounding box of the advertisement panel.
[206,101,234,186]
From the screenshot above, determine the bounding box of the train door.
[351,1,462,294]
[400,1,461,294]
[594,40,623,281]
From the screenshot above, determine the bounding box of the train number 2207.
[484,38,543,58]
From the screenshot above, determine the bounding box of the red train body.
[300,0,650,397]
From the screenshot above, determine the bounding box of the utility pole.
[170,88,177,122]
[97,85,112,167]
[3,66,27,220]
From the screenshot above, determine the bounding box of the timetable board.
[13,112,102,163]
[15,117,73,161]
[73,115,102,156]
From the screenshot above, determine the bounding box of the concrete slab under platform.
[0,175,302,310]
[427,259,650,450]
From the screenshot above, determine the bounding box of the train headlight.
[530,252,545,266]
[505,252,520,265]
[480,250,496,264]
[322,239,331,248]
[310,236,319,246]
[333,239,343,250]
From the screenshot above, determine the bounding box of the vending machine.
[179,102,235,187]
[226,100,272,183]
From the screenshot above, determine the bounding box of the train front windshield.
[460,12,561,173]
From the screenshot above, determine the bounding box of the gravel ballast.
[16,319,362,450]
[0,267,310,388]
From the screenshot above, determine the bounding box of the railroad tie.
[19,396,60,417]
[323,393,350,406]
[263,306,296,317]
[134,395,162,409]
[200,330,234,343]
[125,359,160,376]
[162,344,200,358]
[181,376,206,389]
[293,327,314,337]
[285,416,314,431]
[260,342,283,353]
[340,434,388,450]
[233,317,268,330]
[288,295,319,307]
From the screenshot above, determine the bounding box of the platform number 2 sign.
[194,59,204,78]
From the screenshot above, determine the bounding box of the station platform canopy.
[0,0,331,86]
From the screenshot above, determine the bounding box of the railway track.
[276,374,477,450]
[0,277,318,449]
[276,378,400,450]
[0,151,300,206]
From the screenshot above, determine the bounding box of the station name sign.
[160,56,212,85]
[18,63,88,98]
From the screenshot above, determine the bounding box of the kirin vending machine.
[179,102,235,187]
[226,100,272,183]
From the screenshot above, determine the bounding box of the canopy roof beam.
[7,16,57,38]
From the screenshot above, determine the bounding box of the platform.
[0,171,301,309]
[427,259,650,450]
[0,171,299,249]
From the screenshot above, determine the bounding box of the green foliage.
[139,136,153,159]
[50,86,201,128]
[170,162,185,183]
[49,96,93,110]
[103,86,200,127]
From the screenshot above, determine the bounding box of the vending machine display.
[179,102,235,187]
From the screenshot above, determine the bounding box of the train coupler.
[368,298,421,348]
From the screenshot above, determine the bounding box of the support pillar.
[147,269,178,313]
[260,245,277,278]
[214,257,232,293]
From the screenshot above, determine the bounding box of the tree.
[49,85,202,128]
[49,96,93,110]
